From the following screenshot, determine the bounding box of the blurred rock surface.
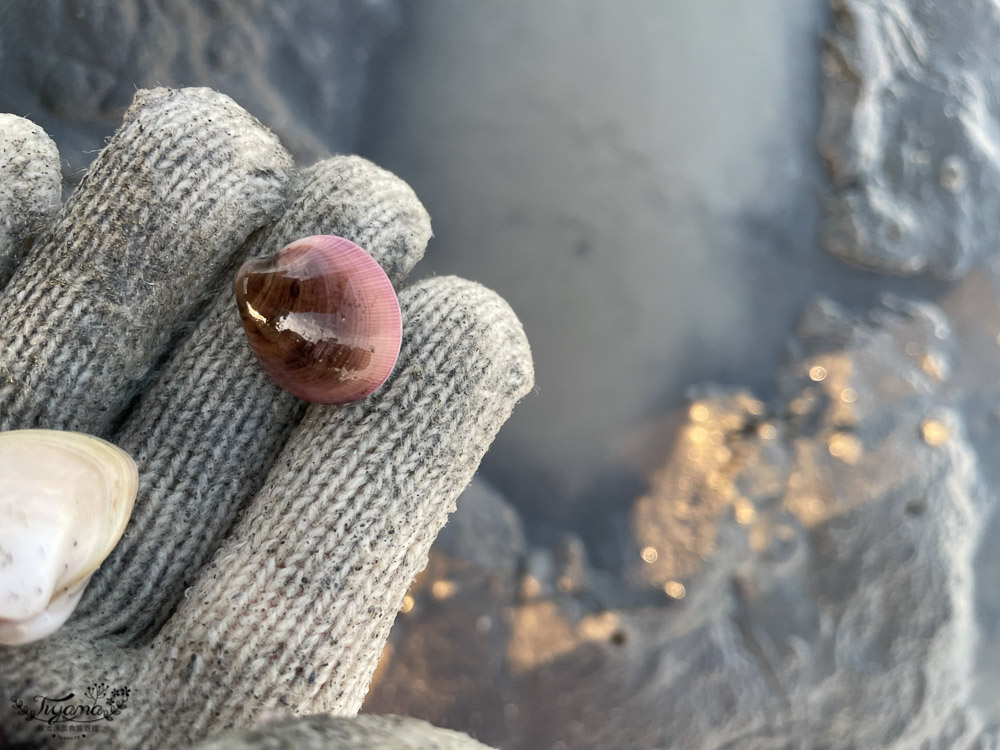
[371,293,1000,748]
[0,0,399,179]
[821,0,1000,278]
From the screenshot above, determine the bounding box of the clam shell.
[0,429,137,645]
[235,235,403,404]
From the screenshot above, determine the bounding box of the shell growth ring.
[235,235,403,404]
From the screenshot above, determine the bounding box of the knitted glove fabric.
[0,88,532,749]
[0,113,60,289]
[189,716,493,750]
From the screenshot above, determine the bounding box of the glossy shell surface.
[235,235,402,404]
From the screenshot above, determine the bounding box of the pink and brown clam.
[235,235,402,404]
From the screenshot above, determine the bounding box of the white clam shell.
[0,429,137,645]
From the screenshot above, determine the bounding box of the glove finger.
[189,714,493,750]
[0,87,292,433]
[0,114,61,289]
[72,156,431,645]
[138,277,533,743]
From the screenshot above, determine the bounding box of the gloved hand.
[0,87,532,749]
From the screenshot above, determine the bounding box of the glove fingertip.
[0,113,61,287]
[288,155,432,287]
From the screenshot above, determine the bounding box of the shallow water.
[359,0,944,545]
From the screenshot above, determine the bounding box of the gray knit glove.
[0,88,531,749]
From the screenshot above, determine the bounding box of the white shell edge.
[0,429,138,646]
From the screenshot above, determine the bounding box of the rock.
[820,0,1000,278]
[0,0,399,179]
[371,296,994,748]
